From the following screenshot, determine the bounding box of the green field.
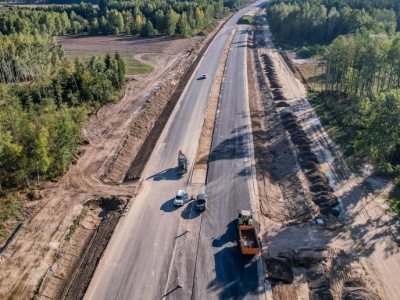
[64,51,153,75]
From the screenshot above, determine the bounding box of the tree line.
[0,33,126,189]
[0,0,237,37]
[320,31,400,171]
[266,0,400,172]
[267,0,397,45]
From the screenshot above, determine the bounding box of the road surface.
[85,3,265,299]
[192,26,262,299]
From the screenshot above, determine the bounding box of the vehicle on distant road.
[177,150,188,176]
[174,190,189,206]
[202,74,207,79]
[237,210,260,255]
[196,194,208,211]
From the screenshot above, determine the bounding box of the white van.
[174,190,189,206]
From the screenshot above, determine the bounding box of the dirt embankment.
[123,26,226,182]
[39,196,131,299]
[0,35,208,299]
[248,16,387,300]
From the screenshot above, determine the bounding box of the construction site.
[0,5,399,300]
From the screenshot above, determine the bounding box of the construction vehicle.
[237,210,260,255]
[177,150,188,176]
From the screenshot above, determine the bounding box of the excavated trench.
[249,25,369,299]
[62,197,129,300]
[39,196,131,300]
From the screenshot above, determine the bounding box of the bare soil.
[0,34,207,299]
[248,16,399,300]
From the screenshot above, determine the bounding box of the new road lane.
[85,2,265,300]
[192,28,262,299]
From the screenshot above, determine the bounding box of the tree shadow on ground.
[146,167,181,181]
[339,173,399,258]
[160,198,180,212]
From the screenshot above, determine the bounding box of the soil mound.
[313,194,338,208]
[27,190,43,201]
[280,112,296,120]
[266,257,294,283]
[310,182,333,193]
[342,287,381,300]
[320,207,340,216]
[275,101,290,108]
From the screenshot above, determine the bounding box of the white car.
[174,190,189,206]
[202,74,207,79]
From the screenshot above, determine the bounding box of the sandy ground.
[0,35,203,299]
[247,15,400,300]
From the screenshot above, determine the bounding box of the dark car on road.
[196,194,207,211]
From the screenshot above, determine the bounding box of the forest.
[0,0,239,37]
[0,0,242,235]
[0,33,126,191]
[267,0,400,173]
[0,0,244,193]
[267,0,398,45]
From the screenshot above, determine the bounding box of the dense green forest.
[0,0,241,37]
[267,0,398,45]
[0,33,126,190]
[267,0,400,173]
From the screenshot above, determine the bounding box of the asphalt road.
[85,3,265,299]
[192,27,262,299]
